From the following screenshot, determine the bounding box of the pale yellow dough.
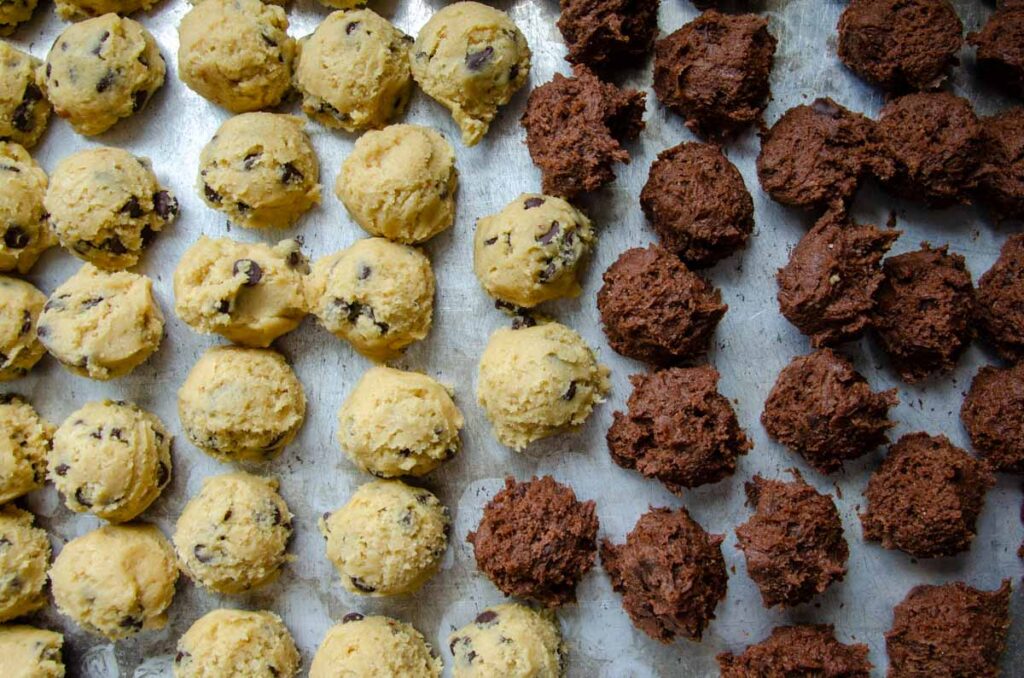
[0,0,37,36]
[0,506,49,623]
[309,615,442,678]
[178,0,295,113]
[477,322,610,450]
[178,346,306,462]
[0,142,52,274]
[173,236,309,347]
[309,238,434,360]
[49,523,178,639]
[319,480,449,596]
[449,604,566,678]
[55,0,156,21]
[173,472,293,594]
[337,367,462,477]
[175,608,300,678]
[0,276,46,380]
[317,0,364,9]
[0,395,53,504]
[336,124,457,244]
[0,625,64,678]
[0,43,50,149]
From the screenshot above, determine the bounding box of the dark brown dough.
[975,108,1024,221]
[761,349,897,474]
[961,363,1024,474]
[596,245,727,365]
[607,365,751,493]
[837,0,963,91]
[467,475,598,607]
[969,4,1024,98]
[886,580,1012,678]
[777,209,900,347]
[872,243,975,383]
[556,0,659,71]
[640,142,754,268]
[718,625,872,678]
[600,506,727,643]
[652,10,776,137]
[521,65,645,199]
[860,432,994,559]
[977,234,1024,361]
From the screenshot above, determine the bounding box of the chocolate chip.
[563,381,577,400]
[138,54,149,67]
[346,21,360,34]
[81,296,103,309]
[96,71,115,93]
[92,31,109,55]
[156,461,169,487]
[350,577,376,593]
[466,46,494,71]
[358,264,371,280]
[509,64,520,81]
[55,463,69,476]
[175,651,189,664]
[261,33,278,47]
[243,152,261,170]
[19,310,31,336]
[193,544,214,563]
[110,428,124,441]
[398,448,412,458]
[153,191,177,219]
[280,162,302,185]
[511,314,536,330]
[140,225,156,247]
[120,615,143,631]
[236,201,250,214]
[120,196,144,218]
[342,612,364,623]
[74,486,93,507]
[524,197,545,209]
[537,261,557,283]
[0,537,10,549]
[35,325,48,338]
[11,101,34,133]
[22,83,41,103]
[232,259,263,285]
[3,226,28,249]
[131,89,148,113]
[215,299,230,314]
[537,221,560,244]
[484,236,498,246]
[272,504,283,525]
[101,236,127,255]
[475,610,498,624]
[204,184,222,203]
[89,429,102,440]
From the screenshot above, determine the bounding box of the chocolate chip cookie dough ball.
[448,604,566,678]
[477,322,610,450]
[54,0,155,21]
[969,4,1024,98]
[601,507,727,642]
[976,108,1024,221]
[319,480,449,596]
[50,523,178,639]
[961,363,1024,473]
[310,239,435,361]
[0,506,49,622]
[178,346,305,462]
[474,194,595,309]
[175,609,300,678]
[718,625,872,678]
[0,626,64,677]
[0,277,46,381]
[310,616,442,678]
[0,395,52,504]
[0,0,36,35]
[0,44,50,149]
[173,236,308,347]
[45,147,177,270]
[977,234,1024,360]
[0,144,52,275]
[557,0,658,70]
[41,14,165,136]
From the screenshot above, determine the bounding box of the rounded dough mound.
[178,346,305,462]
[411,1,531,146]
[0,276,46,380]
[199,113,320,230]
[175,608,300,678]
[0,626,64,678]
[319,480,450,596]
[474,193,595,308]
[49,523,178,639]
[309,615,442,678]
[317,0,366,9]
[45,146,177,270]
[0,0,36,36]
[55,0,156,21]
[49,399,171,522]
[309,238,435,360]
[0,395,53,504]
[0,506,50,623]
[178,0,294,113]
[295,9,413,132]
[41,14,165,136]
[449,604,566,678]
[173,236,309,347]
[37,264,164,380]
[0,43,50,149]
[477,322,610,450]
[337,366,463,477]
[174,472,293,594]
[0,143,52,274]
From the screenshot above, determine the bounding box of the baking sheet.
[6,0,1023,675]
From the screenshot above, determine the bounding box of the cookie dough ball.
[49,400,170,522]
[873,243,975,383]
[977,234,1024,360]
[41,14,165,137]
[310,239,435,360]
[653,11,775,136]
[557,0,658,70]
[608,366,750,493]
[173,236,308,347]
[861,432,994,558]
[310,615,441,678]
[0,0,36,35]
[178,0,294,114]
[175,609,300,678]
[0,626,64,678]
[0,506,49,622]
[976,108,1024,221]
[477,322,610,451]
[522,65,645,199]
[969,5,1024,98]
[474,194,595,308]
[45,147,177,270]
[37,265,164,380]
[55,0,155,20]
[0,146,51,276]
[718,625,872,678]
[50,523,178,639]
[412,2,530,146]
[601,506,727,642]
[296,9,412,133]
[178,346,306,462]
[337,367,462,477]
[0,277,46,380]
[961,363,1024,474]
[0,43,50,150]
[448,604,566,678]
[0,395,52,504]
[886,580,1011,677]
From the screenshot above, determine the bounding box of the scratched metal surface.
[5,0,1023,675]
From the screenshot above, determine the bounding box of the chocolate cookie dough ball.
[522,65,645,199]
[54,0,155,21]
[337,367,463,477]
[477,322,610,450]
[45,147,177,271]
[976,108,1024,221]
[175,609,300,678]
[0,395,52,504]
[886,580,1011,677]
[601,507,727,642]
[873,244,975,382]
[310,616,441,678]
[0,626,64,678]
[0,44,50,150]
[178,346,306,463]
[468,476,598,607]
[557,0,659,70]
[861,432,994,558]
[718,625,872,678]
[969,4,1024,97]
[961,363,1024,473]
[0,144,52,275]
[50,523,178,639]
[448,604,566,678]
[319,480,449,596]
[0,505,49,622]
[977,234,1024,360]
[0,277,46,381]
[474,194,595,309]
[653,11,776,136]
